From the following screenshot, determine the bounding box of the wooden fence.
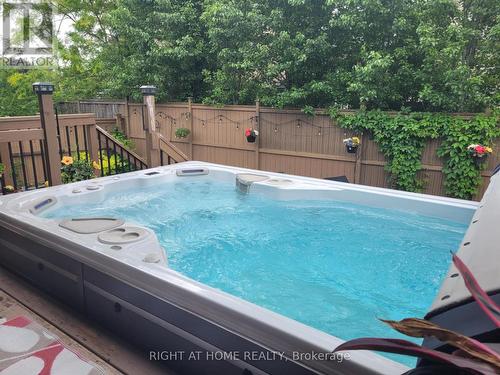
[65,100,496,200]
[28,99,500,199]
[58,100,128,119]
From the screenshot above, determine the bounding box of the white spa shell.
[0,161,493,375]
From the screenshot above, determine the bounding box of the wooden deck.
[0,265,175,375]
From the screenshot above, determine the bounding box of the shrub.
[111,127,135,150]
[61,156,95,183]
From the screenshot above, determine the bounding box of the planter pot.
[473,155,488,166]
[346,145,358,153]
[246,135,257,143]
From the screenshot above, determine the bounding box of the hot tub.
[0,161,486,375]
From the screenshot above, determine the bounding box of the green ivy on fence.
[328,108,499,200]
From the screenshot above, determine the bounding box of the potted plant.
[175,127,191,139]
[245,128,259,143]
[343,136,361,153]
[467,144,492,166]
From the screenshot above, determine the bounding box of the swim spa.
[0,161,495,375]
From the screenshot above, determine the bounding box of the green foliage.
[100,152,132,175]
[61,158,95,183]
[301,106,315,117]
[437,113,500,199]
[333,109,499,199]
[175,127,191,138]
[61,151,135,183]
[0,70,54,116]
[198,0,499,110]
[111,127,135,150]
[2,0,499,113]
[0,163,4,176]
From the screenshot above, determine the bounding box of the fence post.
[86,119,100,176]
[255,100,260,170]
[354,132,364,184]
[33,82,62,186]
[141,85,160,167]
[115,113,124,133]
[188,97,194,159]
[124,96,131,137]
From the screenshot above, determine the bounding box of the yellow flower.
[44,181,49,187]
[5,185,14,191]
[92,161,101,170]
[485,147,493,153]
[61,156,74,165]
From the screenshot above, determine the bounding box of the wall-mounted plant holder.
[343,136,361,154]
[175,127,191,139]
[245,128,258,143]
[473,155,488,167]
[246,134,257,143]
[467,144,492,167]
[346,145,358,154]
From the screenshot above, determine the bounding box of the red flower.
[245,128,252,136]
[475,145,485,154]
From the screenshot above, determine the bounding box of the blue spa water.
[44,179,467,366]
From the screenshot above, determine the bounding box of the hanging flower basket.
[343,136,361,153]
[473,156,488,166]
[245,128,259,143]
[175,127,191,139]
[467,144,492,167]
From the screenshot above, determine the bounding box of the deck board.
[0,265,175,375]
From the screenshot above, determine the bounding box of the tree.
[0,0,498,114]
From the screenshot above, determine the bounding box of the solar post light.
[32,82,54,95]
[140,85,157,96]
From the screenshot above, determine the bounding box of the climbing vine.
[438,114,499,199]
[328,108,499,199]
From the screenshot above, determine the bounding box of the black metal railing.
[0,140,48,194]
[160,150,177,165]
[55,104,148,177]
[158,135,189,166]
[55,106,93,163]
[96,127,148,176]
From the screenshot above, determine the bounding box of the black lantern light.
[140,85,157,96]
[32,82,54,95]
